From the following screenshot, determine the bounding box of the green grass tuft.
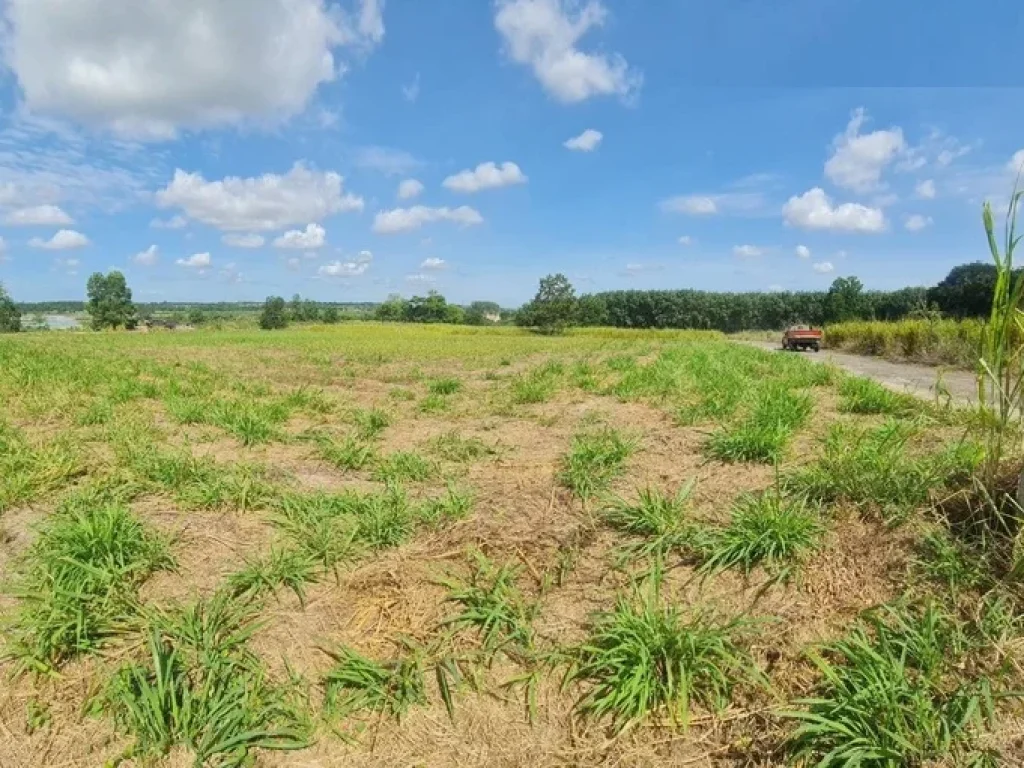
[321,644,426,721]
[838,376,922,417]
[559,427,636,499]
[373,451,436,483]
[567,595,763,731]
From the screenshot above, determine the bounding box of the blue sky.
[0,0,1022,305]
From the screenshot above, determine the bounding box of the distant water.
[43,314,82,330]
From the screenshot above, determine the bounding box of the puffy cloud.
[661,196,717,215]
[5,204,73,226]
[150,215,188,230]
[398,179,424,200]
[133,244,159,266]
[2,0,386,138]
[733,244,763,258]
[678,235,694,246]
[795,244,811,259]
[420,257,447,270]
[176,252,212,269]
[443,162,527,193]
[373,205,483,234]
[29,229,89,249]
[318,250,372,277]
[494,0,640,103]
[156,163,363,231]
[564,128,603,152]
[782,188,886,233]
[1008,150,1024,173]
[222,233,266,248]
[273,223,326,249]
[812,261,835,274]
[905,214,933,232]
[824,108,905,192]
[915,179,937,199]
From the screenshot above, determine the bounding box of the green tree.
[259,296,289,330]
[926,262,1007,318]
[825,276,866,324]
[0,282,22,333]
[518,273,578,334]
[576,294,609,326]
[465,301,501,325]
[404,291,451,323]
[322,306,340,324]
[187,308,206,326]
[86,271,138,330]
[375,294,407,322]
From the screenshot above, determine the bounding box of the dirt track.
[742,341,978,405]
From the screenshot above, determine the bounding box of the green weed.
[227,548,319,605]
[838,376,922,417]
[428,378,463,396]
[352,408,391,440]
[786,602,1005,766]
[373,451,436,483]
[428,431,494,463]
[706,384,813,464]
[321,643,426,721]
[567,595,762,731]
[5,505,173,671]
[313,434,376,471]
[560,428,636,499]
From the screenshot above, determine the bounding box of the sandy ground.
[740,341,978,404]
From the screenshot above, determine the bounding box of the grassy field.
[1,323,1022,766]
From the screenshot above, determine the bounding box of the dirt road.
[741,341,978,405]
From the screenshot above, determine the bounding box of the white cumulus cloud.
[443,162,527,193]
[273,223,326,249]
[905,214,933,232]
[420,257,447,270]
[5,204,73,226]
[494,0,640,103]
[177,252,212,269]
[29,229,89,249]
[133,244,159,266]
[373,205,483,234]
[1008,150,1024,173]
[156,163,363,231]
[319,250,372,277]
[733,244,763,258]
[782,188,886,233]
[564,129,603,152]
[2,0,387,138]
[812,261,835,274]
[678,235,694,246]
[795,245,811,259]
[915,179,937,199]
[825,108,905,192]
[397,179,424,200]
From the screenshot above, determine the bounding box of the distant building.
[484,312,501,323]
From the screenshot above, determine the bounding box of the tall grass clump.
[787,602,1007,766]
[706,384,813,463]
[321,643,426,721]
[838,376,922,417]
[0,423,85,513]
[699,489,823,579]
[566,595,763,731]
[105,594,310,766]
[976,190,1024,506]
[5,505,173,671]
[559,427,636,499]
[786,420,981,521]
[600,483,696,557]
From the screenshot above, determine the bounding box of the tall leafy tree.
[518,273,578,334]
[86,271,138,330]
[0,282,22,333]
[259,296,289,330]
[825,277,866,323]
[465,301,502,325]
[375,294,408,322]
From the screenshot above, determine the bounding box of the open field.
[2,324,1023,767]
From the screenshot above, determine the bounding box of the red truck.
[781,325,822,352]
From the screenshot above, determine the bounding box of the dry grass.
[0,323,1020,767]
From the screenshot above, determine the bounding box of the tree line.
[0,260,1009,335]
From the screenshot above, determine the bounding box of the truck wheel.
[812,343,820,353]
